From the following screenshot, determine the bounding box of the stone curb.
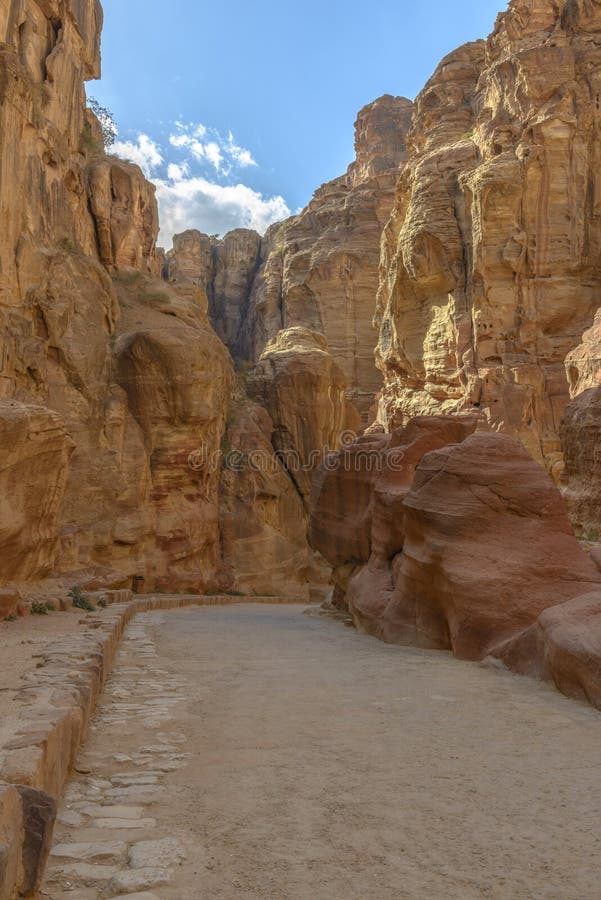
[0,593,308,898]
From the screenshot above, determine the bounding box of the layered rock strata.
[0,0,315,602]
[166,96,414,493]
[375,0,601,477]
[310,418,601,705]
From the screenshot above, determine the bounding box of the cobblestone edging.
[0,594,307,899]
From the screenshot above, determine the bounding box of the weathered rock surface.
[310,416,477,615]
[219,394,318,600]
[248,327,359,501]
[0,783,56,899]
[376,1,601,475]
[0,402,73,583]
[560,306,601,539]
[311,425,601,664]
[167,96,414,441]
[0,0,313,599]
[381,434,601,658]
[493,591,601,710]
[560,387,601,540]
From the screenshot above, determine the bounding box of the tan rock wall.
[376,1,601,476]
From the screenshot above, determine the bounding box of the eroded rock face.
[167,96,414,436]
[376,1,601,474]
[560,388,601,540]
[0,402,73,582]
[381,434,601,658]
[0,0,310,597]
[310,425,601,664]
[248,328,359,502]
[219,396,315,599]
[88,158,160,273]
[112,274,232,592]
[309,416,477,615]
[560,309,601,539]
[492,592,601,710]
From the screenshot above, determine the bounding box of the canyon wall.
[304,0,601,708]
[374,0,601,478]
[0,0,319,603]
[167,97,414,505]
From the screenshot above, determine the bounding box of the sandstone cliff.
[167,96,413,506]
[375,0,601,477]
[0,0,316,603]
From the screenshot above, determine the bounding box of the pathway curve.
[42,604,601,899]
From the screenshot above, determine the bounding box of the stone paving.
[41,613,191,898]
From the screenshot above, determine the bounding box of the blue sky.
[91,0,507,245]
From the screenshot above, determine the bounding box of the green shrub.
[5,613,17,623]
[68,586,95,612]
[31,601,49,616]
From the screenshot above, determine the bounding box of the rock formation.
[560,309,601,540]
[493,591,601,710]
[166,96,414,496]
[311,423,601,664]
[375,0,601,478]
[0,0,319,605]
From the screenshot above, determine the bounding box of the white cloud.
[112,134,163,177]
[168,122,255,174]
[111,121,289,245]
[155,174,290,245]
[167,162,189,181]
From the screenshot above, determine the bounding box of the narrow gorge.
[3,0,601,897]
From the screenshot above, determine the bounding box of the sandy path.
[43,604,601,900]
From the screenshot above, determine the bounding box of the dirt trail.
[43,604,601,900]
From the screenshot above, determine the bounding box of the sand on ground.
[43,604,601,900]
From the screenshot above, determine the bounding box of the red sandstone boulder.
[491,593,601,709]
[310,415,477,572]
[378,434,601,659]
[309,432,391,569]
[371,416,477,562]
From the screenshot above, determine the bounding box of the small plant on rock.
[68,586,95,612]
[97,596,108,609]
[30,600,49,616]
[5,613,17,623]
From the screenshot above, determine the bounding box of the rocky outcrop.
[376,1,601,476]
[560,388,601,541]
[88,157,160,273]
[560,305,601,539]
[383,433,601,658]
[167,96,414,454]
[311,425,601,665]
[310,416,478,619]
[248,328,359,501]
[219,394,322,599]
[493,592,601,710]
[0,0,310,599]
[0,402,73,582]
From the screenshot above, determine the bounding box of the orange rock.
[310,432,391,569]
[375,2,601,474]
